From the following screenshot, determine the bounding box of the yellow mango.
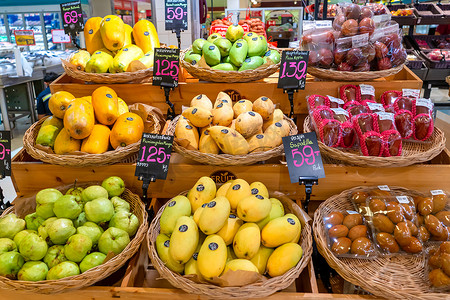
[124,24,133,46]
[110,44,144,73]
[117,98,129,116]
[253,96,275,120]
[198,196,230,235]
[217,214,243,245]
[235,111,263,138]
[175,117,199,150]
[69,50,90,71]
[214,92,232,108]
[169,216,199,264]
[197,235,227,280]
[249,182,269,198]
[247,134,270,153]
[91,86,119,125]
[187,176,216,213]
[225,179,251,210]
[48,91,75,119]
[85,50,113,73]
[191,94,213,111]
[100,15,125,51]
[263,109,284,131]
[54,129,81,154]
[261,214,301,248]
[182,107,213,128]
[199,130,219,154]
[84,17,104,54]
[132,20,160,54]
[250,246,274,274]
[110,112,144,149]
[237,194,271,222]
[63,99,95,139]
[233,223,260,260]
[81,124,111,154]
[224,259,259,274]
[216,180,233,198]
[155,234,184,273]
[233,99,253,118]
[42,116,63,129]
[138,50,154,68]
[207,126,249,155]
[266,243,303,277]
[212,103,234,126]
[265,120,290,137]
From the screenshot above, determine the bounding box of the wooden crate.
[11,148,450,203]
[49,66,422,116]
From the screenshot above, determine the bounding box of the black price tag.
[135,133,174,180]
[60,1,84,35]
[282,132,325,184]
[165,0,188,31]
[152,48,180,88]
[0,131,11,177]
[277,50,309,90]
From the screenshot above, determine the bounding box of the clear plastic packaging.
[324,209,377,258]
[370,23,407,70]
[301,27,336,68]
[359,84,376,103]
[365,102,385,113]
[367,195,423,255]
[307,94,330,111]
[334,34,373,72]
[394,109,414,139]
[340,84,361,104]
[380,90,402,107]
[426,242,450,291]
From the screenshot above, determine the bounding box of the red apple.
[377,57,392,70]
[337,62,353,71]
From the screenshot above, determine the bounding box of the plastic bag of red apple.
[301,27,336,68]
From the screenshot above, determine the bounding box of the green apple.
[46,261,80,280]
[109,211,139,237]
[84,198,114,224]
[81,185,108,203]
[44,245,68,269]
[98,227,130,255]
[111,196,130,213]
[102,176,125,197]
[13,230,37,248]
[74,212,87,228]
[19,233,48,261]
[35,188,63,219]
[80,252,106,273]
[0,214,26,239]
[47,218,76,245]
[64,234,92,263]
[77,222,103,245]
[17,261,48,281]
[0,238,17,253]
[53,195,83,219]
[25,213,45,231]
[66,186,84,197]
[0,251,24,279]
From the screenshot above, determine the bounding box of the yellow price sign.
[14,30,35,46]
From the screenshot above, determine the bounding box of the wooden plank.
[11,158,450,201]
[50,67,422,116]
[0,287,377,300]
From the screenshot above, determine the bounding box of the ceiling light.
[294,1,297,4]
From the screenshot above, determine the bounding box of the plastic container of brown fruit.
[350,186,392,217]
[324,209,376,258]
[426,242,450,291]
[367,195,424,255]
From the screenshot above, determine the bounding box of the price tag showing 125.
[277,50,309,90]
[152,48,180,88]
[135,133,174,180]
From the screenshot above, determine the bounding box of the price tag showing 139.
[277,50,309,90]
[282,132,325,183]
[135,133,174,180]
[152,48,180,88]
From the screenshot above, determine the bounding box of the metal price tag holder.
[161,81,176,120]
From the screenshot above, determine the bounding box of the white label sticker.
[315,20,332,28]
[346,210,359,215]
[376,112,395,121]
[303,21,315,31]
[402,89,420,99]
[360,84,375,96]
[431,190,445,196]
[396,196,410,204]
[416,98,433,110]
[373,14,391,24]
[327,95,345,105]
[331,107,350,117]
[352,33,369,48]
[367,102,384,112]
[378,185,390,191]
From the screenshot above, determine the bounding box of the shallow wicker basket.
[180,46,281,83]
[0,183,148,294]
[61,59,153,84]
[23,113,160,167]
[166,115,298,166]
[303,115,446,167]
[307,63,405,81]
[147,190,312,298]
[313,186,444,300]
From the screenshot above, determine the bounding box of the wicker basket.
[0,183,148,294]
[313,186,444,300]
[303,115,446,167]
[180,46,281,83]
[307,63,405,82]
[61,59,153,84]
[166,115,298,166]
[147,190,312,298]
[23,111,161,167]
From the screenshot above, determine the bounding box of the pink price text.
[279,61,307,80]
[64,11,80,24]
[166,7,186,20]
[291,145,320,167]
[139,146,170,164]
[0,143,10,160]
[155,59,179,80]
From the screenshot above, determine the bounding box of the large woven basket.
[167,115,298,166]
[61,59,153,84]
[0,183,148,294]
[147,190,312,298]
[313,186,444,300]
[23,112,160,167]
[180,46,281,83]
[307,63,405,81]
[303,115,446,167]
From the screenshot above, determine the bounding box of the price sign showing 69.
[291,145,320,167]
[64,10,81,24]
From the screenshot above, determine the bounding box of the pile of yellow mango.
[69,16,160,73]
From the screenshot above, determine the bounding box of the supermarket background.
[0,0,449,200]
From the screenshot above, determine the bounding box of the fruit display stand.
[6,65,450,299]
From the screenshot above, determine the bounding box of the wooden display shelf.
[11,148,450,202]
[49,66,422,116]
